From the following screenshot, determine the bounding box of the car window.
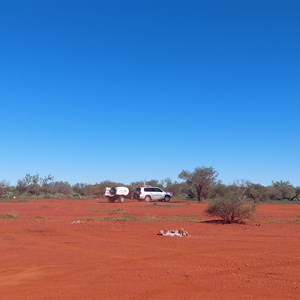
[144,188,155,192]
[155,188,163,192]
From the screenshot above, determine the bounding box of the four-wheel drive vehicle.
[134,186,173,202]
[104,186,130,203]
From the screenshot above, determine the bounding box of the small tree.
[16,173,40,195]
[245,182,271,202]
[72,183,88,197]
[292,187,300,201]
[209,182,228,199]
[0,180,10,198]
[206,185,255,223]
[16,173,53,196]
[40,175,54,194]
[48,181,73,196]
[269,181,296,201]
[179,166,218,202]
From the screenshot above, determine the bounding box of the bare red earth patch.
[1,199,300,299]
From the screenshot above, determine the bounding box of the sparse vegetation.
[206,185,256,224]
[295,216,300,223]
[0,211,18,219]
[16,199,29,203]
[89,208,126,213]
[16,173,54,196]
[86,214,203,222]
[87,215,157,222]
[1,168,299,203]
[0,180,10,198]
[117,215,157,222]
[146,203,185,207]
[0,198,12,202]
[165,216,202,222]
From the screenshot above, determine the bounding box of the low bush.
[206,185,255,223]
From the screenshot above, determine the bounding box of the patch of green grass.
[99,216,111,221]
[86,214,206,223]
[0,212,18,219]
[0,198,12,202]
[288,215,300,223]
[89,208,126,213]
[116,215,158,222]
[257,217,300,223]
[16,199,29,203]
[164,215,203,222]
[86,215,158,222]
[0,198,29,203]
[265,218,286,223]
[294,216,300,223]
[87,216,111,221]
[263,200,300,205]
[115,215,140,221]
[147,203,185,208]
[108,208,126,213]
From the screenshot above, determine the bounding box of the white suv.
[134,186,173,202]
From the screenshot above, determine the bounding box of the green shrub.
[206,185,255,223]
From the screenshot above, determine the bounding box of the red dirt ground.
[1,199,300,299]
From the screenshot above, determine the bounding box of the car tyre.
[144,195,151,202]
[119,196,125,203]
[164,195,171,202]
[110,187,117,195]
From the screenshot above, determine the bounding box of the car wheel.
[119,196,125,203]
[144,195,151,202]
[110,187,117,195]
[164,195,171,202]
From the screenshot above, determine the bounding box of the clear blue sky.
[0,0,299,186]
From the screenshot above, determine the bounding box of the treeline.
[0,167,299,202]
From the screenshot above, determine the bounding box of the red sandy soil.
[1,199,300,300]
